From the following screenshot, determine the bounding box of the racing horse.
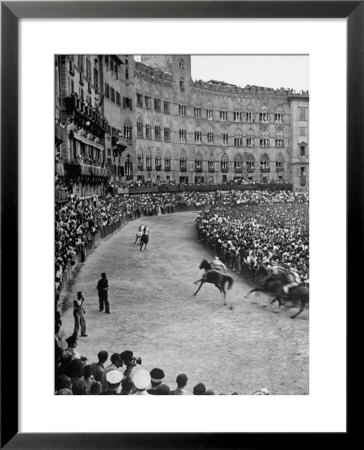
[135,225,144,245]
[194,259,234,309]
[135,230,143,245]
[245,275,309,319]
[139,229,149,251]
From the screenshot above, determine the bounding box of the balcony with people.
[65,93,108,139]
[66,154,109,181]
[111,133,128,154]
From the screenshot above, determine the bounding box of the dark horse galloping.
[194,259,234,308]
[246,275,309,319]
[140,231,149,251]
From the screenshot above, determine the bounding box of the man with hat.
[73,291,87,337]
[101,353,123,392]
[170,373,188,395]
[147,368,165,395]
[97,272,110,313]
[100,370,123,395]
[132,369,151,395]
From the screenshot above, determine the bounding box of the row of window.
[136,124,286,147]
[135,96,296,122]
[70,55,130,88]
[105,55,129,80]
[105,83,132,109]
[135,158,285,170]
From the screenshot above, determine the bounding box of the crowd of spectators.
[55,188,308,395]
[55,189,308,299]
[196,190,309,279]
[55,320,269,395]
[55,191,220,300]
[117,178,291,189]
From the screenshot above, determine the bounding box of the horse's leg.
[215,284,226,302]
[220,285,227,306]
[290,300,305,319]
[245,287,262,299]
[263,295,279,308]
[194,281,204,296]
[223,284,233,310]
[193,278,203,285]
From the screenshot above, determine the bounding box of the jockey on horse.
[135,224,145,245]
[282,264,302,295]
[209,255,227,273]
[263,258,301,295]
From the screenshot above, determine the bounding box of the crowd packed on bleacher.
[55,189,309,299]
[110,177,292,190]
[55,313,269,395]
[55,191,218,299]
[196,190,309,280]
[55,187,309,395]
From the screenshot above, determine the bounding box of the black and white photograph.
[54,54,310,397]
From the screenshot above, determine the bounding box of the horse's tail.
[225,275,234,290]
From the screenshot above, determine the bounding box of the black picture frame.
[1,1,358,448]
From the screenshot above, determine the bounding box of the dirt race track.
[62,211,309,395]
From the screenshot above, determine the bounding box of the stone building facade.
[55,54,309,196]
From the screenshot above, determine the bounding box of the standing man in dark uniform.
[97,272,110,313]
[73,291,87,337]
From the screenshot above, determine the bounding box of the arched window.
[179,59,184,70]
[220,105,228,121]
[194,130,202,144]
[125,154,133,176]
[274,106,284,123]
[154,120,161,141]
[234,130,243,147]
[137,118,144,139]
[234,154,243,172]
[221,153,228,172]
[233,106,242,122]
[137,151,143,170]
[246,128,255,147]
[145,123,152,140]
[180,151,187,171]
[245,153,255,171]
[259,104,269,123]
[180,78,185,91]
[146,151,152,170]
[260,153,270,171]
[275,129,284,148]
[123,118,133,141]
[208,153,214,172]
[155,149,161,171]
[276,153,285,172]
[245,104,254,123]
[164,152,171,171]
[195,153,202,171]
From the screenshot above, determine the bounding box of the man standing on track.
[97,272,110,314]
[73,291,87,337]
